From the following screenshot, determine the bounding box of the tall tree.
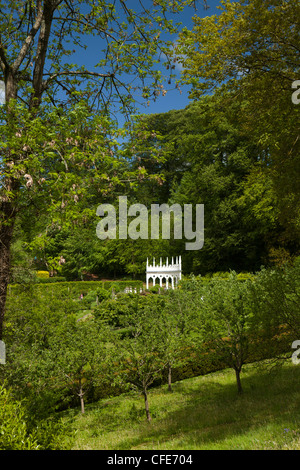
[132,94,282,274]
[178,0,300,249]
[0,0,206,339]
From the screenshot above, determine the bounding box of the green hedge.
[180,272,255,290]
[102,280,144,293]
[8,279,144,300]
[36,271,50,279]
[37,277,67,283]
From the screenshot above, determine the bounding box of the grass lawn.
[62,359,300,450]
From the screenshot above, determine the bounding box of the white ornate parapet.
[146,256,181,290]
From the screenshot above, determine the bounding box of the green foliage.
[191,272,260,392]
[93,291,163,328]
[178,0,300,245]
[9,238,38,285]
[0,384,74,450]
[37,276,67,283]
[102,280,144,293]
[37,271,50,279]
[1,0,202,343]
[3,0,299,445]
[134,94,284,274]
[80,286,111,309]
[64,361,300,450]
[94,294,138,327]
[3,260,300,436]
[251,258,300,336]
[8,280,143,303]
[0,384,38,450]
[116,308,168,421]
[149,284,161,294]
[28,416,74,451]
[44,318,115,414]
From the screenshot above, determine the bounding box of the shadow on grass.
[112,361,300,450]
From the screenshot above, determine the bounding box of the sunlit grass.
[62,359,300,450]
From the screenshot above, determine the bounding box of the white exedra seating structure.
[146,256,182,290]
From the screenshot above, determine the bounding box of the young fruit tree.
[117,303,168,422]
[198,273,256,394]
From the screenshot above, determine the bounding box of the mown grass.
[61,359,300,450]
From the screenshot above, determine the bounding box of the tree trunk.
[168,363,173,392]
[0,200,17,340]
[78,384,85,414]
[0,67,19,341]
[235,367,243,394]
[143,387,151,422]
[1,4,56,338]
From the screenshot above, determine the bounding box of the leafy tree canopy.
[0,0,207,338]
[177,0,300,240]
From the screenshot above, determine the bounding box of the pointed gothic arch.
[146,256,181,290]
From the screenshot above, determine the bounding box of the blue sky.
[135,0,222,117]
[0,1,222,114]
[70,0,223,123]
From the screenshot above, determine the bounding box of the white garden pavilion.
[146,256,181,290]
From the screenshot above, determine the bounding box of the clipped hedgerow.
[36,270,49,279]
[37,276,67,283]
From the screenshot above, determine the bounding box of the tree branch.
[42,69,115,91]
[0,34,9,72]
[12,0,43,72]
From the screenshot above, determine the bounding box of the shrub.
[0,384,74,450]
[96,287,111,302]
[149,285,161,293]
[80,290,98,307]
[37,276,66,283]
[251,260,300,336]
[93,297,134,326]
[0,385,38,450]
[102,280,143,293]
[37,270,50,279]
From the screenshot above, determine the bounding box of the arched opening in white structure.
[147,276,155,288]
[146,256,181,290]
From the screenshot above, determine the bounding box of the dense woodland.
[11,90,300,281]
[0,0,299,450]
